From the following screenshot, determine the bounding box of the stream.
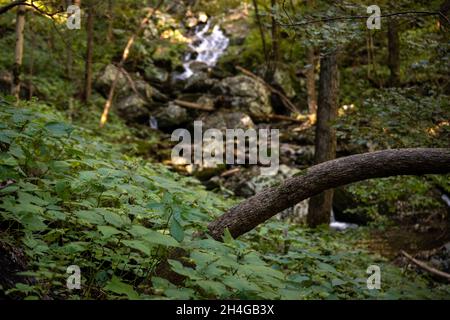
[173,18,359,231]
[177,21,229,80]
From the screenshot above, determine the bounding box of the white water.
[178,22,229,80]
[442,194,450,208]
[330,209,358,231]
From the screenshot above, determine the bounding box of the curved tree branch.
[0,0,25,15]
[278,11,450,28]
[207,148,450,240]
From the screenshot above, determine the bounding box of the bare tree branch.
[278,11,450,28]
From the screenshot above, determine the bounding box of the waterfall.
[330,209,358,231]
[177,22,229,80]
[442,194,450,208]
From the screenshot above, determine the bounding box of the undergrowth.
[1,96,449,300]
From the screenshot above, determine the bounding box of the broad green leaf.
[98,225,123,238]
[122,240,151,256]
[100,210,129,228]
[128,225,179,247]
[64,242,89,253]
[168,260,199,280]
[331,279,347,287]
[169,217,184,242]
[104,276,139,300]
[164,288,195,300]
[44,121,73,137]
[222,275,261,292]
[194,280,227,297]
[74,210,105,225]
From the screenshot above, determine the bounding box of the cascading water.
[330,209,358,231]
[177,21,229,80]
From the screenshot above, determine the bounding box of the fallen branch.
[401,250,450,282]
[220,168,241,178]
[236,65,299,113]
[173,99,214,111]
[267,114,307,123]
[0,0,25,15]
[207,148,450,240]
[100,1,164,128]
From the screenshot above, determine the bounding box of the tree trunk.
[306,51,339,228]
[207,148,450,240]
[266,0,279,81]
[83,2,94,103]
[28,12,35,99]
[252,0,268,63]
[306,48,317,114]
[387,18,400,87]
[107,0,114,43]
[306,0,317,115]
[11,5,26,100]
[439,0,450,31]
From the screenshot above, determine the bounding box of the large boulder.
[257,65,296,99]
[279,143,315,167]
[213,75,272,118]
[95,64,154,102]
[95,64,128,98]
[144,65,169,85]
[184,111,255,180]
[116,94,150,123]
[199,110,254,131]
[153,102,189,130]
[183,71,219,92]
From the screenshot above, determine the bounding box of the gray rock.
[200,110,255,132]
[258,66,296,98]
[184,72,219,92]
[144,65,169,84]
[96,64,155,104]
[196,95,216,110]
[213,75,272,118]
[134,79,154,102]
[153,102,189,129]
[95,64,128,98]
[116,94,150,122]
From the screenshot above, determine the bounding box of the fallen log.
[207,148,450,240]
[173,99,214,111]
[401,250,450,282]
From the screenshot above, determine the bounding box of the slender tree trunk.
[83,2,94,103]
[306,0,317,115]
[266,0,279,81]
[107,0,114,43]
[252,0,268,63]
[306,48,317,114]
[28,12,35,99]
[306,52,339,228]
[207,148,450,240]
[387,18,400,87]
[439,0,450,31]
[11,5,26,100]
